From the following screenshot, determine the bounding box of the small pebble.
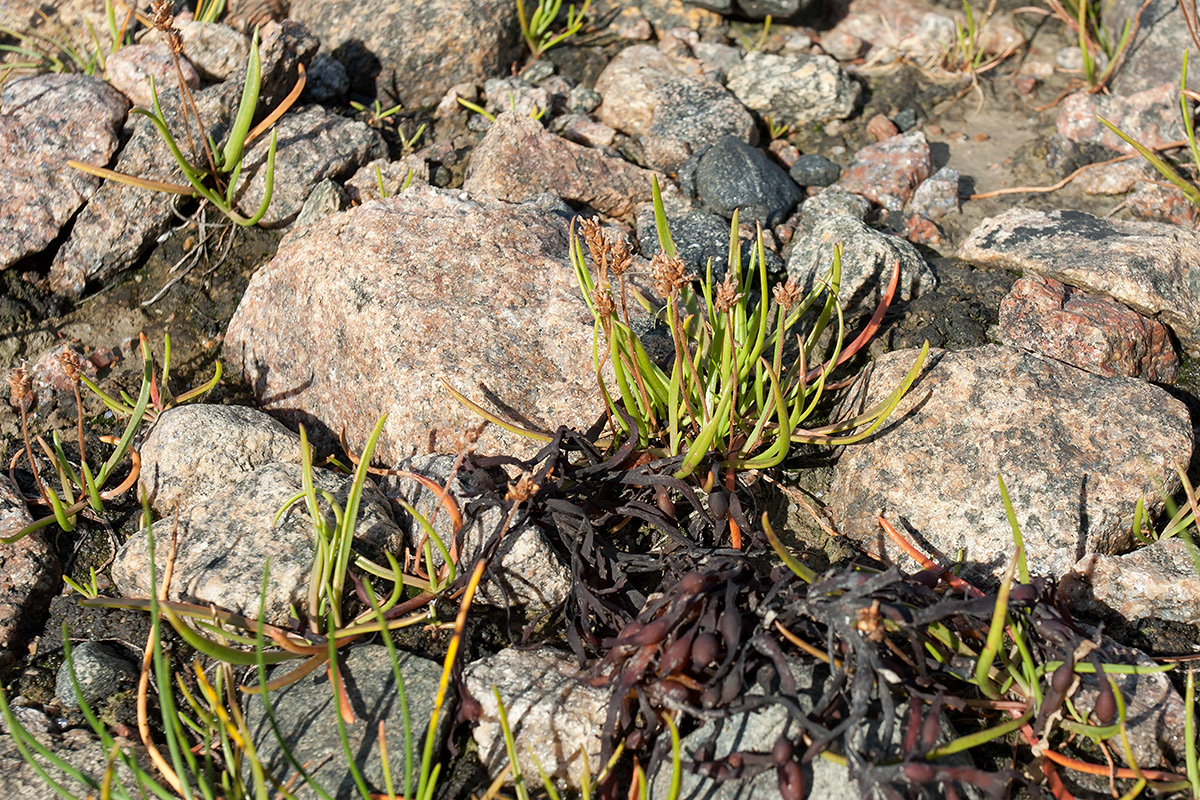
[789,153,841,187]
[894,108,918,131]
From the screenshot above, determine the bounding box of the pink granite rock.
[829,345,1193,581]
[105,42,200,108]
[1057,83,1186,155]
[0,476,60,673]
[998,275,1179,383]
[1066,538,1200,627]
[1126,181,1197,227]
[0,74,129,271]
[464,112,660,219]
[837,131,931,211]
[224,185,608,465]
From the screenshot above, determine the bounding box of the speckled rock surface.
[112,462,402,624]
[224,185,604,466]
[828,345,1194,581]
[1066,538,1200,627]
[246,644,445,800]
[104,42,200,108]
[726,51,860,127]
[235,104,386,227]
[1056,83,1186,155]
[291,0,519,108]
[998,275,1179,383]
[383,455,571,611]
[1104,0,1199,95]
[908,165,960,220]
[464,112,659,219]
[785,213,935,318]
[958,208,1200,355]
[464,647,607,790]
[178,21,251,82]
[0,475,59,673]
[0,721,146,800]
[138,403,301,515]
[837,131,932,212]
[0,74,129,271]
[55,641,139,710]
[694,135,802,227]
[1126,181,1197,227]
[595,44,756,171]
[49,80,241,296]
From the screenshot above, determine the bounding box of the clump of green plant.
[68,3,305,227]
[515,0,592,59]
[451,178,925,548]
[4,333,220,546]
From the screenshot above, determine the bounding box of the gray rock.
[303,52,350,102]
[837,131,932,212]
[692,42,743,81]
[464,111,660,219]
[294,178,350,227]
[958,208,1200,356]
[105,42,200,108]
[829,345,1194,581]
[0,725,147,800]
[383,455,570,611]
[292,0,519,108]
[635,205,735,279]
[789,153,841,187]
[908,166,960,220]
[463,647,607,791]
[246,645,444,800]
[695,136,802,227]
[178,21,251,82]
[55,642,139,710]
[49,80,242,296]
[235,104,386,227]
[796,186,871,229]
[138,403,301,515]
[1065,537,1200,627]
[0,475,59,674]
[736,0,813,16]
[595,45,757,171]
[256,20,321,110]
[686,0,734,12]
[224,185,605,465]
[113,462,402,625]
[568,85,602,114]
[0,74,128,271]
[997,275,1179,383]
[1105,0,1199,95]
[785,213,934,318]
[727,51,860,127]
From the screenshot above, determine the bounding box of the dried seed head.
[57,349,84,382]
[505,472,540,504]
[650,252,689,299]
[447,420,487,455]
[8,365,32,413]
[578,217,607,276]
[714,273,742,313]
[772,276,801,310]
[608,237,632,277]
[163,28,183,54]
[592,284,616,318]
[150,0,174,30]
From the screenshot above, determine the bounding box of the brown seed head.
[772,276,802,310]
[608,237,632,277]
[592,284,616,318]
[447,420,487,455]
[8,365,32,413]
[578,217,607,277]
[854,600,885,642]
[150,0,174,31]
[505,472,540,504]
[57,349,84,382]
[650,252,689,299]
[714,273,743,313]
